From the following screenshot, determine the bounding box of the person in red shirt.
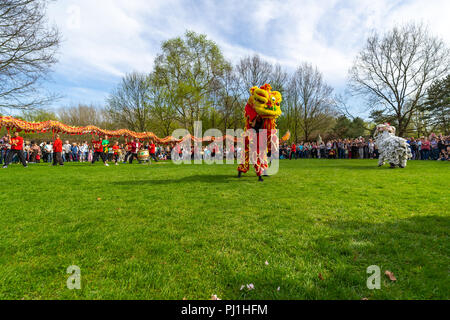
[112,141,120,165]
[148,141,158,162]
[130,139,140,164]
[3,131,27,168]
[421,138,431,160]
[124,138,139,164]
[124,138,133,163]
[290,143,297,160]
[52,134,64,166]
[91,135,109,166]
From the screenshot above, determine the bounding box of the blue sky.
[43,0,450,116]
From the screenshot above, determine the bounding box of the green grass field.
[0,159,448,300]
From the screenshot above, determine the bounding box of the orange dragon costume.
[237,84,283,181]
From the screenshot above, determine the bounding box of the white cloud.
[45,0,450,110]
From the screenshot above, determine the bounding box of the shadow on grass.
[299,164,382,170]
[113,174,255,185]
[212,215,449,299]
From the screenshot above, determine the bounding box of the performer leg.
[91,152,99,164]
[3,150,13,167]
[17,150,27,167]
[57,152,64,165]
[237,136,250,175]
[100,152,108,166]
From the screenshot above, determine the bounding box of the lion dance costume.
[237,84,282,181]
[374,123,412,168]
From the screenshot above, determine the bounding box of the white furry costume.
[374,123,412,168]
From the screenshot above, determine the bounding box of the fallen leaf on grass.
[265,261,269,266]
[385,270,397,281]
[318,273,324,280]
[97,197,101,201]
[361,298,368,300]
[211,294,221,300]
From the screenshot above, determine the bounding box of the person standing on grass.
[88,146,93,162]
[102,135,110,162]
[129,139,139,164]
[431,137,439,160]
[409,138,417,160]
[30,142,41,163]
[124,138,133,163]
[149,141,158,162]
[112,141,120,165]
[0,135,9,165]
[63,140,71,162]
[79,141,88,162]
[417,137,423,159]
[2,131,27,168]
[71,143,79,162]
[91,136,109,166]
[421,138,431,160]
[44,141,53,163]
[289,142,296,160]
[368,139,375,159]
[52,134,64,166]
[358,138,364,159]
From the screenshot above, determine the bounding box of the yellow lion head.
[248,84,282,119]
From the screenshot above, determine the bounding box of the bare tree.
[270,64,289,94]
[213,65,243,131]
[289,63,335,141]
[146,73,177,137]
[0,0,60,110]
[349,23,450,136]
[236,54,273,96]
[58,104,105,127]
[106,72,151,132]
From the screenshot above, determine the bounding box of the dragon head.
[248,84,282,119]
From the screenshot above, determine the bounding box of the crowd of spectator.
[1,133,449,166]
[280,135,450,161]
[0,135,172,165]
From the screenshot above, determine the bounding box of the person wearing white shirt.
[79,142,89,162]
[63,141,72,162]
[44,142,53,163]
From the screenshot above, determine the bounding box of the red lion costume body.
[237,84,283,180]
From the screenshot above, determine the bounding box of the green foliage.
[152,30,231,132]
[20,109,58,122]
[369,110,397,127]
[0,160,448,299]
[420,75,450,134]
[331,116,369,139]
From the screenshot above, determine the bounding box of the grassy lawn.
[0,159,448,300]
